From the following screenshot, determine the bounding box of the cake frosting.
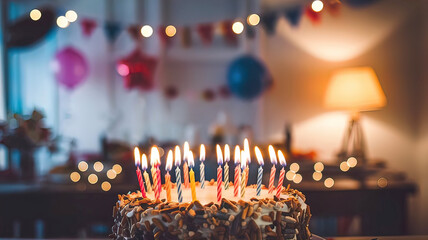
[111,181,311,240]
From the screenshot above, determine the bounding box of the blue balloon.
[227,55,270,100]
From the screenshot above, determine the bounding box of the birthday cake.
[111,183,312,240]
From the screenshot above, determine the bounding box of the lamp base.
[337,112,367,166]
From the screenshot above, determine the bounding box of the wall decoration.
[104,22,121,43]
[197,24,214,45]
[260,13,279,35]
[284,6,304,27]
[7,7,55,48]
[116,49,158,91]
[227,55,270,100]
[53,47,89,90]
[80,19,97,37]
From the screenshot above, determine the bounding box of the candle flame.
[216,144,223,165]
[254,146,264,166]
[141,154,148,171]
[244,138,250,160]
[224,144,230,162]
[240,150,247,169]
[278,150,287,167]
[234,145,241,165]
[187,150,195,168]
[166,150,173,171]
[174,146,181,167]
[134,147,140,167]
[183,141,190,162]
[200,144,206,162]
[268,145,277,165]
[151,146,160,167]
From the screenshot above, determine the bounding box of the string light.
[78,161,88,172]
[112,164,122,174]
[232,21,244,34]
[70,172,80,182]
[93,161,104,172]
[293,174,303,184]
[141,25,153,37]
[311,0,324,12]
[377,177,388,188]
[88,174,98,184]
[340,161,350,172]
[107,169,117,179]
[101,181,111,191]
[30,9,42,21]
[165,25,176,37]
[247,14,260,26]
[56,16,69,28]
[324,177,334,188]
[286,170,295,181]
[65,10,78,22]
[290,163,300,173]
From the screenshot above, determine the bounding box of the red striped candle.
[216,145,223,202]
[134,148,147,198]
[276,150,287,199]
[234,146,241,197]
[268,145,277,194]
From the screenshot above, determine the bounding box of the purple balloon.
[53,47,89,90]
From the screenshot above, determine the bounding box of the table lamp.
[324,67,387,166]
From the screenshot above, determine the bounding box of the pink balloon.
[53,47,89,90]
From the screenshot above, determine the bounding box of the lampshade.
[324,67,387,111]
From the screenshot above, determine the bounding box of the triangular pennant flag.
[260,13,279,35]
[158,25,172,47]
[221,21,237,45]
[127,25,142,41]
[305,6,322,24]
[284,6,303,27]
[197,23,214,45]
[326,0,342,16]
[80,19,97,37]
[245,23,256,39]
[104,22,121,43]
[180,26,192,48]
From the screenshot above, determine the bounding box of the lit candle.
[216,144,223,202]
[234,146,241,197]
[182,141,190,188]
[151,147,160,199]
[165,150,173,202]
[174,146,183,203]
[224,144,230,190]
[244,139,250,186]
[254,146,264,196]
[141,154,152,194]
[134,147,147,198]
[276,150,287,199]
[240,150,247,198]
[188,150,197,201]
[268,145,277,194]
[200,144,206,189]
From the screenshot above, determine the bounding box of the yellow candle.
[141,154,152,193]
[188,151,197,201]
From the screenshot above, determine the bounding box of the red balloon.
[117,49,157,91]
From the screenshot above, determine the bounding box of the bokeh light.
[107,169,117,179]
[117,64,129,76]
[101,181,111,191]
[30,9,42,21]
[347,157,358,168]
[247,14,260,26]
[286,170,295,181]
[56,16,69,28]
[377,177,388,188]
[312,171,322,181]
[70,172,80,182]
[141,25,153,37]
[93,161,104,172]
[112,164,122,174]
[78,161,88,172]
[165,25,177,37]
[290,163,300,173]
[324,177,334,188]
[88,174,98,184]
[314,162,324,172]
[65,10,78,22]
[232,21,244,34]
[340,161,350,172]
[293,174,303,184]
[311,0,324,12]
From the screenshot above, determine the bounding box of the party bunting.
[260,13,279,35]
[197,24,214,45]
[284,6,303,27]
[80,19,97,37]
[127,25,143,41]
[104,21,121,43]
